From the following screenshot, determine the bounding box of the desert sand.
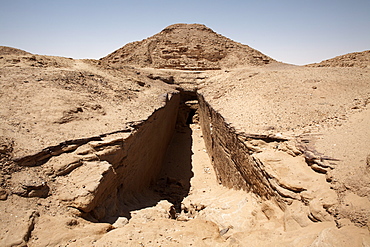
[0,24,369,246]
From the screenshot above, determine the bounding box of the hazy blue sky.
[1,0,369,65]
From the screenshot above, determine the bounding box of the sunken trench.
[91,89,204,221]
[25,82,337,227]
[73,89,284,221]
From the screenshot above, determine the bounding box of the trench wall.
[98,93,180,217]
[116,94,180,192]
[197,94,275,199]
[197,93,336,222]
[51,93,180,220]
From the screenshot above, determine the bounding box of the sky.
[0,0,369,65]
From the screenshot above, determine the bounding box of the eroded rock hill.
[307,50,370,68]
[0,46,32,56]
[100,23,275,70]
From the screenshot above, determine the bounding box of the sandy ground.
[1,23,369,246]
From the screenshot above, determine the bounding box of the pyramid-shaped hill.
[100,23,276,70]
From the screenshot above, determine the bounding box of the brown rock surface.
[307,50,370,68]
[0,24,369,246]
[100,23,275,70]
[0,46,32,56]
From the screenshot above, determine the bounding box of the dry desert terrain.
[0,24,369,246]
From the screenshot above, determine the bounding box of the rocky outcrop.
[0,210,39,247]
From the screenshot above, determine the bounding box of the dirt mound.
[307,50,370,68]
[0,46,32,56]
[100,23,275,70]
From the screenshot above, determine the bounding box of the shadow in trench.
[152,93,196,214]
[106,102,195,222]
[153,123,193,214]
